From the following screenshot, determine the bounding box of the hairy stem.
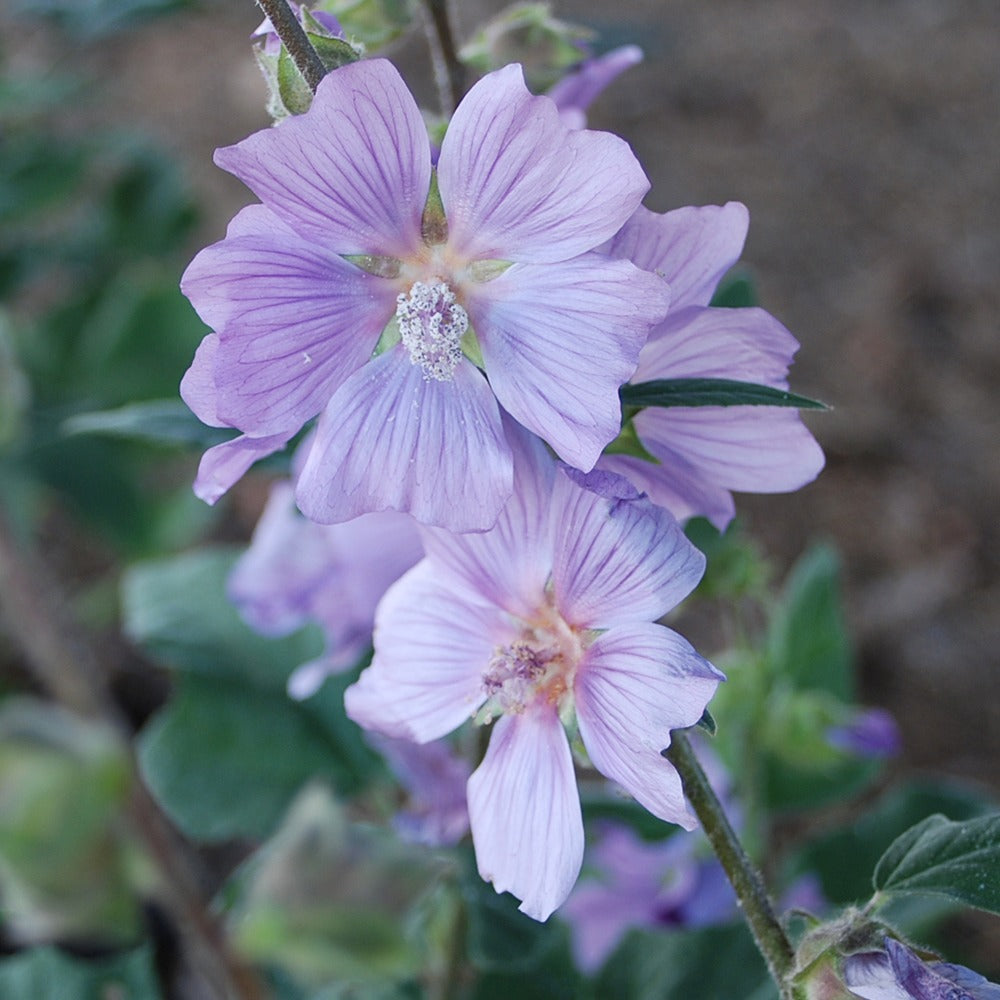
[421,0,466,112]
[664,729,795,997]
[257,0,328,93]
[0,506,268,1000]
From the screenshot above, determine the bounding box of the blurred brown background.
[9,0,998,790]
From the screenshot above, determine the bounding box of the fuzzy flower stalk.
[180,57,670,529]
[345,424,723,920]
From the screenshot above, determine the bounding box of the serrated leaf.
[619,377,826,410]
[873,813,1000,915]
[63,398,237,449]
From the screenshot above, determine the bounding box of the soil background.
[4,0,999,969]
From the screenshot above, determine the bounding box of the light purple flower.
[181,58,670,530]
[368,734,470,847]
[253,2,342,54]
[598,203,825,528]
[844,937,1000,1000]
[827,707,901,759]
[344,424,722,920]
[547,45,644,129]
[228,478,422,699]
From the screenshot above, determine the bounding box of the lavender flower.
[599,203,825,528]
[844,937,1000,1000]
[228,479,422,699]
[826,707,901,759]
[547,45,644,129]
[344,424,722,920]
[181,58,669,530]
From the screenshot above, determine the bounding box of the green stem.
[664,729,795,998]
[421,0,466,112]
[257,0,328,93]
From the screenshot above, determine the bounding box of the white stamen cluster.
[482,640,554,716]
[395,280,468,381]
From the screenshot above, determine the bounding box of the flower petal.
[181,230,395,436]
[605,203,749,309]
[295,348,513,529]
[180,334,225,427]
[549,467,705,627]
[468,254,669,470]
[438,64,649,263]
[419,419,556,619]
[467,709,584,921]
[192,431,291,505]
[215,59,430,257]
[344,562,502,741]
[575,623,723,827]
[547,45,644,128]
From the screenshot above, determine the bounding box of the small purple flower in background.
[228,478,422,699]
[345,424,722,920]
[253,2,342,55]
[844,937,1000,1000]
[599,203,825,528]
[181,58,670,529]
[547,45,644,129]
[827,707,901,759]
[368,735,470,848]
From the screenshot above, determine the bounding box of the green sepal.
[620,377,828,410]
[601,417,660,464]
[695,708,718,736]
[420,169,447,246]
[277,47,314,116]
[307,30,362,71]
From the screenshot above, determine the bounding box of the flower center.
[480,610,585,720]
[395,280,468,381]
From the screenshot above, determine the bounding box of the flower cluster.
[181,37,823,921]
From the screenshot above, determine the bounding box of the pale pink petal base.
[576,623,723,827]
[467,709,585,921]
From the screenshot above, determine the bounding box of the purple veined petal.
[438,64,649,264]
[344,561,504,742]
[467,708,585,921]
[182,231,395,437]
[180,334,225,427]
[295,347,513,530]
[605,202,749,310]
[844,951,912,1000]
[547,45,644,128]
[548,466,705,628]
[419,419,556,619]
[634,305,801,380]
[575,623,723,827]
[192,431,291,505]
[215,59,431,258]
[223,203,297,241]
[629,405,825,519]
[467,254,669,470]
[597,449,736,530]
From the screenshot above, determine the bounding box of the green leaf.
[278,47,315,116]
[309,33,362,70]
[122,548,322,690]
[64,398,236,449]
[595,923,775,1000]
[138,674,375,841]
[767,545,852,698]
[873,813,1000,915]
[710,272,757,308]
[787,780,993,907]
[619,377,826,411]
[0,945,160,999]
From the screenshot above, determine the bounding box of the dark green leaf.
[619,378,826,411]
[696,708,718,736]
[64,399,237,450]
[0,945,160,999]
[138,674,373,841]
[710,272,758,308]
[787,780,993,907]
[873,813,1000,915]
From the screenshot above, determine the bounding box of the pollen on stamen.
[396,280,468,381]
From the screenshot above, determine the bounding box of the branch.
[257,0,328,93]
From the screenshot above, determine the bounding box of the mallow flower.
[844,937,1000,1000]
[547,45,644,130]
[599,202,825,528]
[228,478,422,699]
[345,423,723,920]
[180,57,670,530]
